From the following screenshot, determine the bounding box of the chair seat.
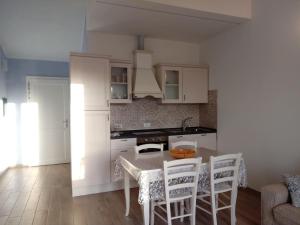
[199,183,232,195]
[154,189,193,203]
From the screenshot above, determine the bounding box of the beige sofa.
[261,183,300,225]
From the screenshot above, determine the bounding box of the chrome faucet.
[182,117,193,131]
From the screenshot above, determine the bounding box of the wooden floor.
[0,164,261,225]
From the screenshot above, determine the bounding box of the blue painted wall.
[0,47,7,98]
[7,58,69,104]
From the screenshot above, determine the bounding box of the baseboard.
[239,187,261,197]
[72,180,138,197]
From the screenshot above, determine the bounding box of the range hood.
[133,37,162,98]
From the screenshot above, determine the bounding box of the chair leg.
[150,201,155,225]
[180,200,184,222]
[215,193,218,209]
[211,194,217,225]
[231,205,236,225]
[166,203,172,225]
[174,202,178,217]
[190,197,196,225]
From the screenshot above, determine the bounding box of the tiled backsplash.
[111,90,217,130]
[199,90,217,129]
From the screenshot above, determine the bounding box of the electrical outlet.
[144,122,151,128]
[114,123,123,129]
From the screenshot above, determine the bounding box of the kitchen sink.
[167,127,213,134]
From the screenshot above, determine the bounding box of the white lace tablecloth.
[114,148,247,205]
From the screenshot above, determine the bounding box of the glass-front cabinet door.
[110,62,132,103]
[161,66,182,103]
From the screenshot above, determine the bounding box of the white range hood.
[133,50,162,98]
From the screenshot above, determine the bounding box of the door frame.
[26,76,70,165]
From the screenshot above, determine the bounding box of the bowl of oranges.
[169,148,196,159]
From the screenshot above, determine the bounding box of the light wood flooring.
[0,164,261,225]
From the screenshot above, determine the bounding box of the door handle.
[63,119,69,128]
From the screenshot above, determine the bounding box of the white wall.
[0,47,7,98]
[200,0,300,190]
[86,32,201,65]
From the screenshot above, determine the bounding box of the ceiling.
[86,1,245,43]
[0,0,249,61]
[0,0,86,61]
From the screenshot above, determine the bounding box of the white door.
[26,77,69,166]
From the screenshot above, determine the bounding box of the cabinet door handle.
[121,139,128,142]
[107,99,110,107]
[120,150,128,153]
[183,95,186,101]
[201,134,207,136]
[177,136,183,138]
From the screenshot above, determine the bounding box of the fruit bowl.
[169,148,196,159]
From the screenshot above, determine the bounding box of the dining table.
[114,148,247,225]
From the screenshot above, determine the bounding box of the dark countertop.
[111,127,217,139]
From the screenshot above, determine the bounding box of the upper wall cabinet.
[70,53,110,111]
[156,64,208,104]
[157,66,183,103]
[182,67,208,103]
[110,61,132,104]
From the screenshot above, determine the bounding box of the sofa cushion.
[273,203,300,225]
[284,174,300,207]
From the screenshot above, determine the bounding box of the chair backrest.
[164,157,202,205]
[171,141,197,150]
[209,153,242,201]
[135,144,164,154]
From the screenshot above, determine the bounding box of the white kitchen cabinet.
[156,64,208,104]
[169,133,217,150]
[196,133,217,150]
[71,111,111,196]
[110,62,133,104]
[70,53,111,197]
[110,138,137,181]
[182,67,208,103]
[156,66,183,103]
[169,134,198,143]
[70,53,110,110]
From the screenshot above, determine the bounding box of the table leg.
[124,170,130,216]
[142,200,150,225]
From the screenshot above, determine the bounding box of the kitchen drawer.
[169,134,199,143]
[111,147,135,161]
[197,133,217,150]
[169,133,217,150]
[111,138,137,150]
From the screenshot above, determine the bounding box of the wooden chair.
[171,141,197,150]
[196,153,242,225]
[135,144,164,154]
[151,158,202,225]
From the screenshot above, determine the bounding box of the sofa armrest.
[261,183,289,225]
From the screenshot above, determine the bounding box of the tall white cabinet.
[70,53,111,197]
